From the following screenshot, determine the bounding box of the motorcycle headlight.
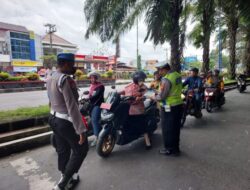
[101,112,114,121]
[209,92,214,96]
[205,91,209,96]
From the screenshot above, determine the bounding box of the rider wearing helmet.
[88,71,105,146]
[119,71,151,149]
[183,67,203,112]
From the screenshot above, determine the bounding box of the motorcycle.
[181,89,202,127]
[96,89,160,158]
[237,74,247,93]
[50,91,93,150]
[204,87,225,113]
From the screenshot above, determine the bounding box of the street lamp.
[44,24,56,55]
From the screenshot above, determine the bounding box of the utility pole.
[45,24,56,55]
[136,18,141,70]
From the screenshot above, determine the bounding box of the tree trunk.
[201,0,214,73]
[179,0,187,60]
[202,34,210,73]
[227,18,238,79]
[170,0,182,72]
[244,32,250,77]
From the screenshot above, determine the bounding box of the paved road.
[0,90,250,190]
[0,85,127,111]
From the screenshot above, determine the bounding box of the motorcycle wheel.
[96,131,116,158]
[50,133,57,150]
[206,101,213,113]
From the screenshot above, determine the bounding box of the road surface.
[0,90,249,190]
[0,85,127,111]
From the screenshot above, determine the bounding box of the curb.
[0,131,52,157]
[0,116,48,133]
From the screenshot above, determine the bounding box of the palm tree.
[238,0,250,76]
[188,0,215,73]
[84,0,184,72]
[221,0,240,79]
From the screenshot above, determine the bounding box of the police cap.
[57,53,75,63]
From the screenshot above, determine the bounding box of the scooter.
[204,87,225,113]
[96,89,160,158]
[50,91,93,150]
[181,89,202,127]
[237,74,247,93]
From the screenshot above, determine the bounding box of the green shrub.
[147,74,154,78]
[101,74,108,78]
[79,75,88,80]
[105,70,113,78]
[75,69,84,80]
[0,72,10,81]
[26,73,40,81]
[8,76,23,81]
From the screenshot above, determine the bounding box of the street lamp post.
[45,24,56,55]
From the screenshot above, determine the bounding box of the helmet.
[88,71,101,79]
[132,71,147,84]
[214,69,220,74]
[190,67,199,73]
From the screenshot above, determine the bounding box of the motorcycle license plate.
[100,103,112,110]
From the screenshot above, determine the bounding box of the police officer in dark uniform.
[47,53,88,190]
[152,63,183,156]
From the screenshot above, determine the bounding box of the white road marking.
[10,157,55,190]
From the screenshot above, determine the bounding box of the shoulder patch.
[58,74,69,92]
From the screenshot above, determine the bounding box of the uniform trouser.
[160,104,183,151]
[49,115,89,178]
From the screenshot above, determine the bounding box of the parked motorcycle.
[204,87,225,113]
[96,89,160,158]
[50,91,93,150]
[181,89,202,127]
[237,74,247,93]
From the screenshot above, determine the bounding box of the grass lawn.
[0,105,49,124]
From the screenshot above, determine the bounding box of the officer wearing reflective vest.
[152,63,183,156]
[47,53,88,190]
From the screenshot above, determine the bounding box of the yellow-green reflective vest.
[161,71,183,107]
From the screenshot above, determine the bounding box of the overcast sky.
[0,0,204,63]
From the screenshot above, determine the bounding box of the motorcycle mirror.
[83,91,89,95]
[111,85,116,89]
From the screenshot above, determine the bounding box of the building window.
[10,32,31,60]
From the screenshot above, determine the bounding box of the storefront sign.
[13,67,37,73]
[12,60,42,67]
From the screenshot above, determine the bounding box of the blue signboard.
[184,56,198,63]
[29,32,36,61]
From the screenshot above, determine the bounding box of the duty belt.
[50,110,72,123]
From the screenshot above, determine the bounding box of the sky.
[0,0,205,64]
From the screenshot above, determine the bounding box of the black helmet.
[214,69,220,74]
[132,71,147,84]
[190,67,199,73]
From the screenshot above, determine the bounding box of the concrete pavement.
[0,90,250,190]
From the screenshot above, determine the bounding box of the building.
[42,33,78,55]
[75,54,116,73]
[0,21,43,73]
[144,60,158,74]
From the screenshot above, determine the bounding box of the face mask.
[138,81,144,86]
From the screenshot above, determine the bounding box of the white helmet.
[88,71,101,79]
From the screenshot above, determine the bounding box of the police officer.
[152,63,183,156]
[47,53,89,190]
